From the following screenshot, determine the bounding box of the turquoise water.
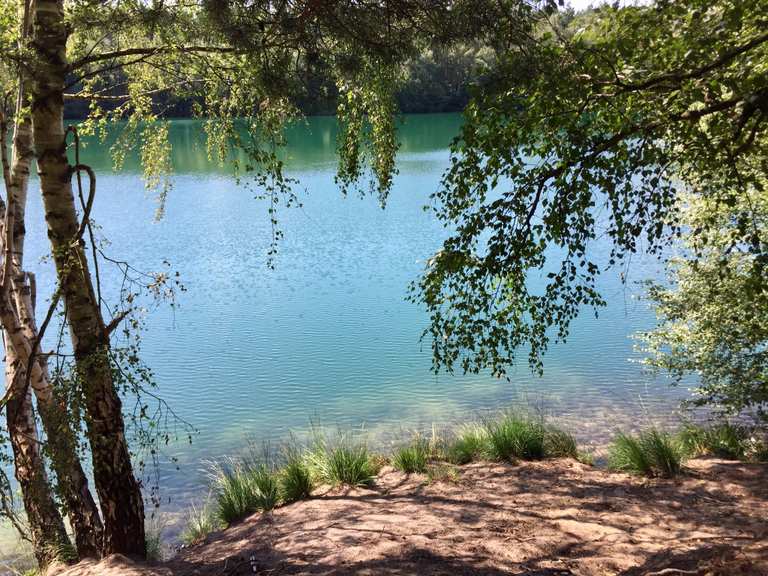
[20,114,688,511]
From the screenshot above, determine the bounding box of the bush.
[211,459,279,525]
[279,450,314,502]
[181,501,218,546]
[609,429,684,477]
[485,413,546,462]
[392,436,430,473]
[444,424,488,464]
[306,432,378,487]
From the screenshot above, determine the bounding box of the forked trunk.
[3,326,70,567]
[13,278,105,558]
[7,88,104,561]
[3,1,104,558]
[30,0,146,557]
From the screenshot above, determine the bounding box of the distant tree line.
[63,43,495,119]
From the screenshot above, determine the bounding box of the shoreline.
[50,457,768,576]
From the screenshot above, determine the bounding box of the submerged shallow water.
[15,113,691,517]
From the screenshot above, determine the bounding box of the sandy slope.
[51,458,768,576]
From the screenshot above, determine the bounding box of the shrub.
[181,501,218,546]
[306,432,378,487]
[279,450,314,502]
[543,426,579,458]
[392,436,430,473]
[609,429,684,477]
[485,413,546,462]
[444,424,488,464]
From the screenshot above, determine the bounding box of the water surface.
[20,114,689,511]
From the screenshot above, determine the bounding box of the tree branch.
[68,45,238,71]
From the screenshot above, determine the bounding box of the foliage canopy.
[414,0,768,376]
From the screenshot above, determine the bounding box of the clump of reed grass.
[181,500,218,546]
[608,429,684,478]
[144,516,165,561]
[484,413,547,462]
[210,458,279,525]
[678,422,755,460]
[444,424,488,464]
[279,447,314,502]
[306,430,379,487]
[391,436,430,473]
[543,426,579,458]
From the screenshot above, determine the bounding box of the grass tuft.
[211,459,279,525]
[391,436,430,473]
[144,517,165,561]
[609,429,684,477]
[444,424,488,464]
[679,422,746,460]
[181,501,218,546]
[306,431,379,487]
[279,449,314,503]
[543,426,579,458]
[426,463,461,484]
[485,413,546,462]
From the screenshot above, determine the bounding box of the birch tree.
[1,0,544,563]
[1,0,102,563]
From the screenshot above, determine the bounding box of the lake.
[20,113,689,518]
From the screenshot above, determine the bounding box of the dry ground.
[52,458,768,576]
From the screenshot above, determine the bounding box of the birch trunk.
[2,0,104,557]
[8,84,104,561]
[2,311,69,567]
[30,0,145,557]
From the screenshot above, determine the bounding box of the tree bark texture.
[30,0,146,557]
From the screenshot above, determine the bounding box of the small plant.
[485,413,546,462]
[181,500,218,546]
[211,458,279,525]
[444,424,488,464]
[392,436,430,473]
[279,449,314,502]
[609,432,653,475]
[543,426,579,458]
[249,464,280,511]
[609,429,684,477]
[426,463,461,484]
[576,450,595,466]
[144,516,165,561]
[678,422,748,460]
[306,431,379,487]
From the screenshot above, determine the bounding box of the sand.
[50,457,768,576]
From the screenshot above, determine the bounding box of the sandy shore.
[51,457,768,576]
